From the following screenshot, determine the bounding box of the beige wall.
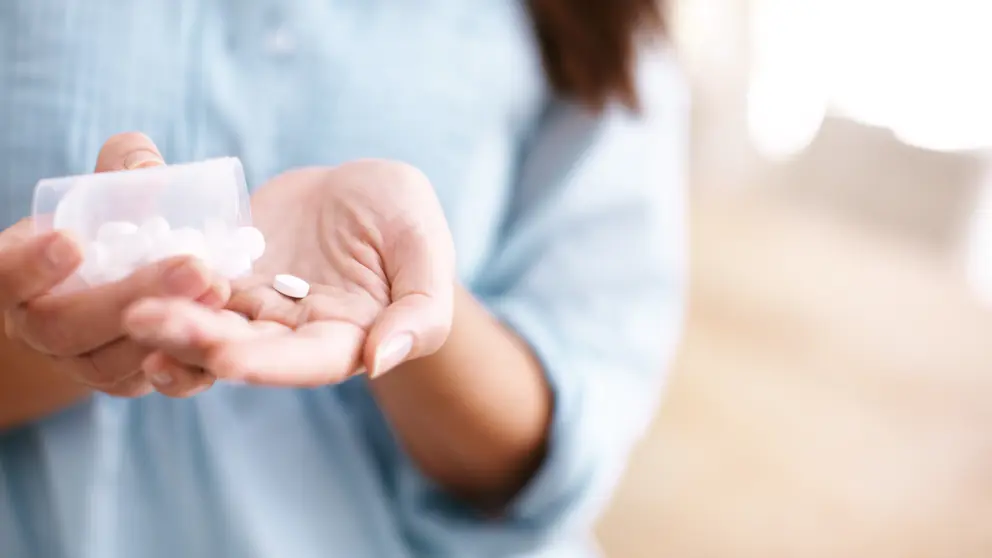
[595,2,990,555]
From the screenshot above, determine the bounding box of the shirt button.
[266,26,296,56]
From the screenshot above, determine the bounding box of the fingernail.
[45,235,76,268]
[371,333,413,378]
[149,371,173,387]
[164,261,203,295]
[123,150,164,170]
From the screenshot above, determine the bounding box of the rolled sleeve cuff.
[391,296,642,557]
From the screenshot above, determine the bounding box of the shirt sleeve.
[376,46,689,556]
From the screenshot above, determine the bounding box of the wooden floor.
[596,193,992,557]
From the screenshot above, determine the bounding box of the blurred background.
[596,1,992,555]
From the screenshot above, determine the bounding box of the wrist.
[366,284,553,505]
[0,335,91,429]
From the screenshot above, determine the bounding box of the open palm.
[125,160,455,387]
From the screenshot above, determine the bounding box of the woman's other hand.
[2,133,229,398]
[125,161,455,389]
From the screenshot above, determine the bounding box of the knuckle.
[36,316,83,357]
[6,306,73,355]
[55,357,108,389]
[101,374,153,398]
[0,232,78,309]
[62,351,135,389]
[85,341,147,387]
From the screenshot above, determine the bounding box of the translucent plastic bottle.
[32,157,265,288]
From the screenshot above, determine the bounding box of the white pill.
[96,221,138,243]
[202,232,247,278]
[159,227,209,261]
[215,249,253,279]
[102,264,132,283]
[102,252,133,276]
[143,242,170,265]
[139,216,171,242]
[273,274,310,299]
[78,242,109,285]
[205,229,232,260]
[203,218,230,244]
[234,226,266,261]
[114,233,152,267]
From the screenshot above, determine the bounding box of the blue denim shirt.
[0,1,688,556]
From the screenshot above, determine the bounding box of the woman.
[0,1,686,556]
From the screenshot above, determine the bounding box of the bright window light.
[748,0,992,155]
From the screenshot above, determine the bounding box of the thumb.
[94,132,165,173]
[364,226,455,378]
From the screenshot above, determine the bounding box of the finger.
[195,275,232,309]
[227,281,304,326]
[128,298,362,385]
[101,371,155,398]
[9,257,225,356]
[209,321,365,386]
[124,299,283,367]
[95,132,164,172]
[58,337,150,392]
[141,350,215,398]
[0,230,82,311]
[364,227,455,378]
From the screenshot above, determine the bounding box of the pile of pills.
[77,217,266,284]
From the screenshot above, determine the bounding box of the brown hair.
[527,0,665,112]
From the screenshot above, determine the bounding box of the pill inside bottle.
[32,158,261,287]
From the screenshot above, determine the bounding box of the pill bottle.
[32,157,264,288]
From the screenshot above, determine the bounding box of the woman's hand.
[125,161,455,391]
[2,133,230,399]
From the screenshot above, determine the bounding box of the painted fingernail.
[123,149,164,170]
[45,235,76,268]
[149,371,173,387]
[164,260,203,294]
[371,333,413,378]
